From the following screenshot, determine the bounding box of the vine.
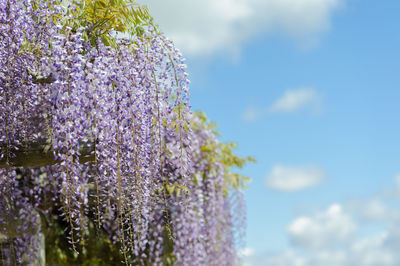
[0,0,253,264]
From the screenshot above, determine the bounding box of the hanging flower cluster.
[0,0,251,264]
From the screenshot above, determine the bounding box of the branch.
[27,68,55,85]
[0,138,95,168]
[32,75,55,85]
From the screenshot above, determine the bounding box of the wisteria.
[0,0,251,264]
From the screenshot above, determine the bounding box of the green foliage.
[192,111,255,196]
[19,0,153,55]
[43,218,124,265]
[66,0,153,47]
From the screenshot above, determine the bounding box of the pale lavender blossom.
[0,0,246,264]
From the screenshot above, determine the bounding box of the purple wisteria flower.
[0,0,247,264]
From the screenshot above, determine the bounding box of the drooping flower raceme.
[0,0,247,264]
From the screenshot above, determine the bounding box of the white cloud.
[238,247,255,257]
[244,182,400,266]
[242,87,321,121]
[269,88,320,113]
[346,198,390,221]
[396,174,400,193]
[266,164,325,192]
[261,250,307,266]
[139,0,343,56]
[246,249,348,266]
[350,232,396,266]
[249,243,398,266]
[310,250,347,266]
[381,173,400,198]
[242,107,262,122]
[288,204,357,249]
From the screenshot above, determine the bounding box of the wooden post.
[0,138,95,168]
[0,138,94,264]
[0,212,45,266]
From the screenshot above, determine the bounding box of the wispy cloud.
[288,204,357,249]
[139,0,343,57]
[269,88,320,113]
[346,198,390,221]
[242,106,264,121]
[396,174,400,193]
[266,164,325,192]
[245,174,400,266]
[238,247,255,257]
[242,87,322,121]
[254,232,400,266]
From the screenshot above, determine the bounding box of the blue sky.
[141,0,400,265]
